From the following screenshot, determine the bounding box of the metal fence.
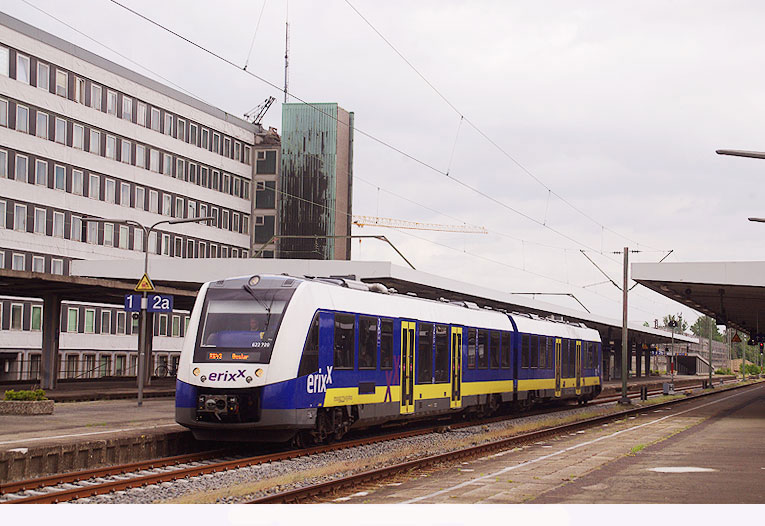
[0,354,178,383]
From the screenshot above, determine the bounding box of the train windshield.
[194,286,296,363]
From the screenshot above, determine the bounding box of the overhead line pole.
[619,247,631,405]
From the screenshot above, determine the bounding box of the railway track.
[247,380,756,504]
[0,378,730,504]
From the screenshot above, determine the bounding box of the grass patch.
[629,444,646,454]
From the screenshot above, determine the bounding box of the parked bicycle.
[154,362,178,377]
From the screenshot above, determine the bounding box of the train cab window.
[477,330,488,369]
[489,331,500,369]
[500,331,511,369]
[359,316,377,370]
[434,324,449,383]
[530,335,539,368]
[333,313,355,369]
[539,337,547,369]
[298,312,320,377]
[417,323,434,383]
[380,319,393,370]
[521,334,530,368]
[546,337,554,369]
[467,328,477,369]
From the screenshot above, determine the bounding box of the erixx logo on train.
[207,369,246,382]
[306,366,333,394]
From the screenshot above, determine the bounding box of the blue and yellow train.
[175,274,602,443]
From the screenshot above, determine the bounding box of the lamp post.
[85,216,212,405]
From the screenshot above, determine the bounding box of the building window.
[120,183,130,206]
[0,150,5,178]
[36,111,48,139]
[177,119,185,141]
[137,101,146,126]
[0,200,5,228]
[37,62,49,91]
[233,213,240,233]
[244,145,251,164]
[89,174,100,200]
[186,239,194,258]
[212,170,219,190]
[106,135,117,159]
[213,132,220,153]
[174,237,182,257]
[103,222,114,247]
[105,178,116,203]
[172,315,181,337]
[210,244,218,258]
[134,227,143,252]
[148,231,158,254]
[67,308,79,332]
[158,314,168,336]
[16,104,29,133]
[164,113,172,135]
[201,128,209,149]
[150,107,161,132]
[135,186,145,210]
[54,165,65,190]
[0,46,7,77]
[107,90,117,115]
[188,163,197,184]
[12,253,25,271]
[224,137,231,157]
[74,77,85,104]
[234,141,241,161]
[35,159,47,185]
[55,70,67,97]
[161,233,170,256]
[162,153,172,176]
[101,310,111,334]
[91,84,102,111]
[122,97,132,121]
[176,158,185,180]
[162,193,172,216]
[189,123,198,145]
[51,258,63,275]
[84,309,95,333]
[149,190,158,213]
[55,117,66,144]
[32,255,44,273]
[72,169,84,195]
[11,303,23,329]
[175,196,183,218]
[117,311,126,334]
[0,99,7,127]
[149,149,159,172]
[121,139,131,163]
[15,154,28,183]
[199,241,206,257]
[16,53,30,84]
[73,123,84,149]
[90,129,100,155]
[87,220,98,244]
[200,166,208,187]
[135,144,145,168]
[223,174,230,194]
[71,215,82,241]
[34,208,46,234]
[119,225,129,248]
[221,209,229,230]
[53,211,64,238]
[187,200,196,218]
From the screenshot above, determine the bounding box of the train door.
[575,340,582,395]
[400,321,416,414]
[554,338,562,397]
[450,327,462,409]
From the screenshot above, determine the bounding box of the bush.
[715,368,733,375]
[744,364,761,376]
[3,389,48,401]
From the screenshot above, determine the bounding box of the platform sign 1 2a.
[124,294,142,312]
[147,294,173,313]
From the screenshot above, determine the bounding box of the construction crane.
[244,96,276,125]
[352,215,487,234]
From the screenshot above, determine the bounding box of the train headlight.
[193,368,201,376]
[246,376,253,383]
[248,276,260,287]
[255,368,264,377]
[200,375,206,382]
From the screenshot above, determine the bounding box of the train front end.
[175,274,312,442]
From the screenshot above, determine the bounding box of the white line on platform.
[0,424,182,447]
[403,385,762,504]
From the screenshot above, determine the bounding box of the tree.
[662,314,688,333]
[690,315,724,342]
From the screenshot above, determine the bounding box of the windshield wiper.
[243,285,270,316]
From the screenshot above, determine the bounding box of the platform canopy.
[632,261,765,335]
[71,258,695,346]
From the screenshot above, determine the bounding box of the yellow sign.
[134,273,155,292]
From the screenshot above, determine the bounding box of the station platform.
[0,374,736,484]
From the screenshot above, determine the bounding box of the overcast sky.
[6,0,765,328]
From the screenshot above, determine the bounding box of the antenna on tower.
[284,0,289,104]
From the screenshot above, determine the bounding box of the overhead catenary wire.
[243,0,268,71]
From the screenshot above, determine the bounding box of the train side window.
[547,337,554,369]
[467,328,476,369]
[380,319,393,370]
[359,316,377,369]
[434,324,449,383]
[570,341,577,373]
[333,313,355,370]
[489,331,500,369]
[417,323,434,383]
[539,336,547,368]
[500,331,511,369]
[521,334,530,368]
[562,339,570,377]
[530,334,539,368]
[297,312,320,377]
[477,330,488,369]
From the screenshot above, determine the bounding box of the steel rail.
[247,380,759,503]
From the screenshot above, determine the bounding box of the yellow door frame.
[575,340,582,395]
[400,321,416,414]
[450,327,463,409]
[554,338,562,397]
